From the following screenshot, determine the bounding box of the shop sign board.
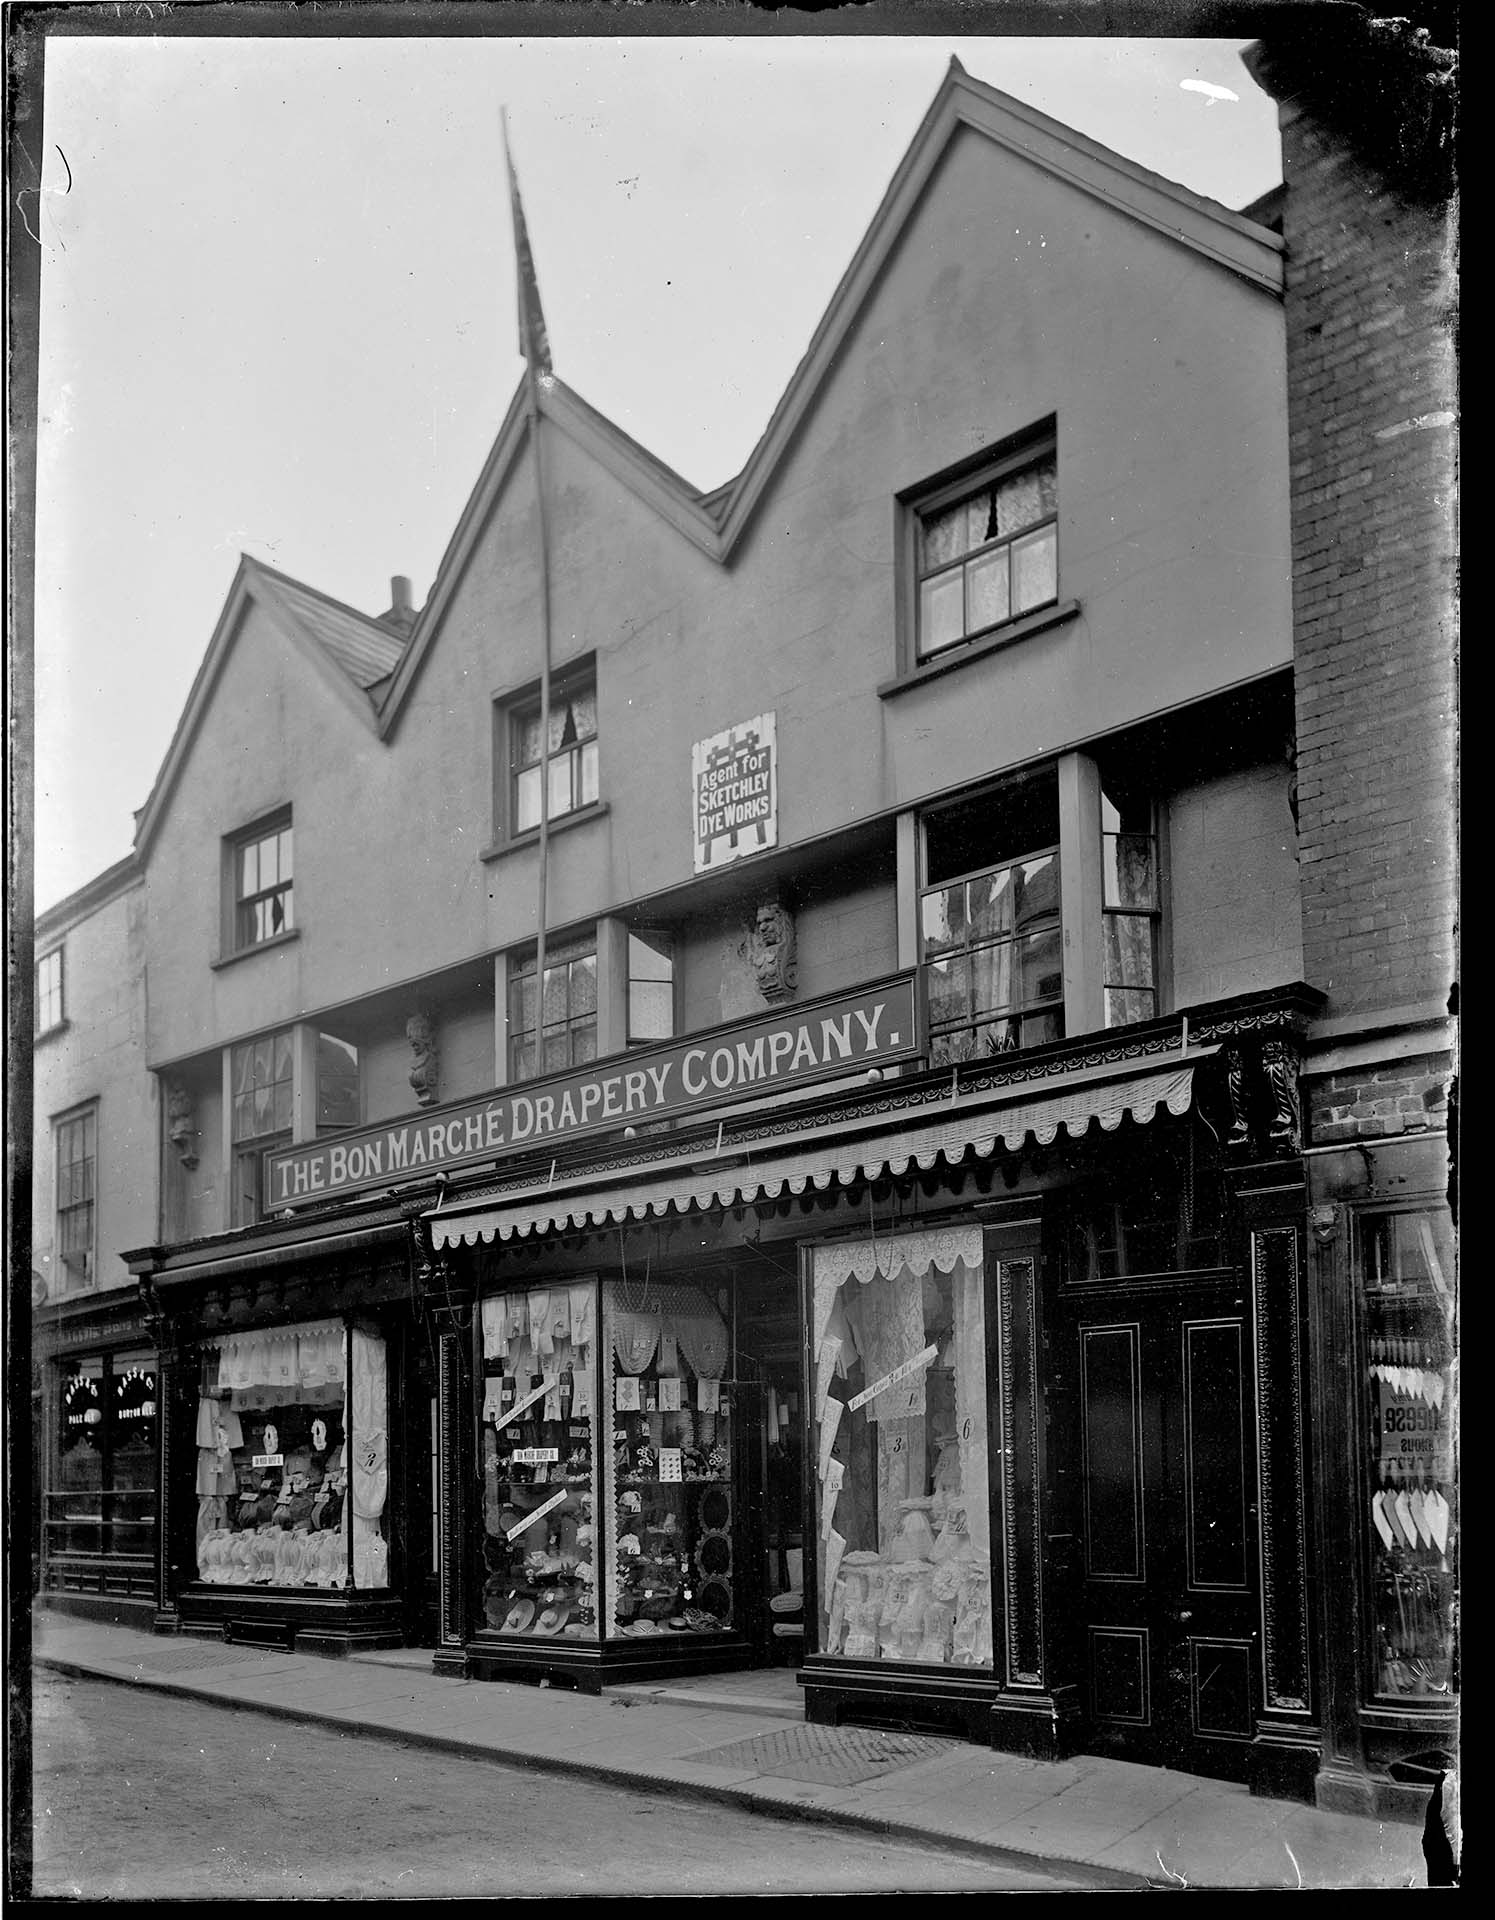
[692,712,776,873]
[265,971,919,1210]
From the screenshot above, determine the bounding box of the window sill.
[211,928,301,971]
[879,599,1080,699]
[34,1018,70,1045]
[480,801,610,865]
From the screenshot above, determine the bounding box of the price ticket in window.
[848,1344,940,1413]
[494,1376,559,1432]
[505,1488,570,1540]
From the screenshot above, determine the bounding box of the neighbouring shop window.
[604,1279,734,1641]
[812,1231,993,1668]
[1362,1206,1457,1704]
[510,672,599,834]
[508,933,598,1082]
[627,931,675,1045]
[46,1352,157,1565]
[913,445,1058,661]
[921,771,1063,1062]
[230,813,294,952]
[230,1029,294,1225]
[478,1281,601,1642]
[1101,780,1159,1027]
[55,1104,97,1288]
[193,1319,390,1592]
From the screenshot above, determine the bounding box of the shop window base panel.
[36,1587,157,1631]
[177,1585,405,1659]
[800,1658,1003,1746]
[466,1630,755,1693]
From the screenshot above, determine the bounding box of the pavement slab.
[29,1610,1432,1891]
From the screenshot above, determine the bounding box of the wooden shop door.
[1055,1273,1261,1782]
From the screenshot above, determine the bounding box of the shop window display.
[603,1279,734,1640]
[48,1351,158,1566]
[1362,1207,1457,1704]
[812,1230,993,1668]
[479,1282,602,1641]
[194,1319,391,1591]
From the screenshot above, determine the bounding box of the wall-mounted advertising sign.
[692,712,777,873]
[265,971,919,1209]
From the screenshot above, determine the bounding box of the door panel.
[1059,1277,1258,1781]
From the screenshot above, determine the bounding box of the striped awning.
[427,1061,1198,1251]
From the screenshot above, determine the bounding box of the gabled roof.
[252,562,407,690]
[378,57,1284,729]
[36,852,143,942]
[134,555,407,858]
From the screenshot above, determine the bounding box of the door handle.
[1176,1609,1194,1623]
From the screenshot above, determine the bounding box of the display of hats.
[502,1596,537,1634]
[534,1599,571,1636]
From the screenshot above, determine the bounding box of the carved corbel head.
[406,1011,441,1108]
[165,1082,199,1169]
[747,896,797,1003]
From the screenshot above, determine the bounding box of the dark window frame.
[225,809,294,957]
[918,771,1065,1063]
[626,928,676,1046]
[900,425,1059,674]
[54,1102,98,1288]
[492,658,600,846]
[507,929,599,1084]
[36,947,65,1035]
[229,1026,295,1225]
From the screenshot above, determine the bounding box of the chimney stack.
[380,575,417,635]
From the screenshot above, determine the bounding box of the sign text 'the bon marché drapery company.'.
[692,712,777,873]
[264,973,919,1208]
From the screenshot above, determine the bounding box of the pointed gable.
[376,58,1284,730]
[134,556,406,858]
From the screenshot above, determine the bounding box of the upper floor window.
[627,931,675,1045]
[915,445,1057,663]
[36,948,64,1034]
[508,931,598,1082]
[1102,781,1160,1028]
[230,1028,294,1225]
[920,770,1064,1063]
[230,813,294,953]
[316,1032,361,1131]
[55,1104,97,1287]
[511,670,598,835]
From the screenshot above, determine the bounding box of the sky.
[29,29,1282,915]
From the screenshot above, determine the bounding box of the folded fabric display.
[951,1565,992,1666]
[916,1596,958,1664]
[250,1532,279,1583]
[567,1283,595,1355]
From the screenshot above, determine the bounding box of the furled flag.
[503,115,552,379]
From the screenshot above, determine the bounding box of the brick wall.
[1279,99,1457,1023]
[1307,1050,1452,1145]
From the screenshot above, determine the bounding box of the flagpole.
[503,109,553,1070]
[527,354,552,1059]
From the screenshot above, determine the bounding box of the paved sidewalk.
[31,1613,1427,1890]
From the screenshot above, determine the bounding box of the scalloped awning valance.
[426,1062,1197,1251]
